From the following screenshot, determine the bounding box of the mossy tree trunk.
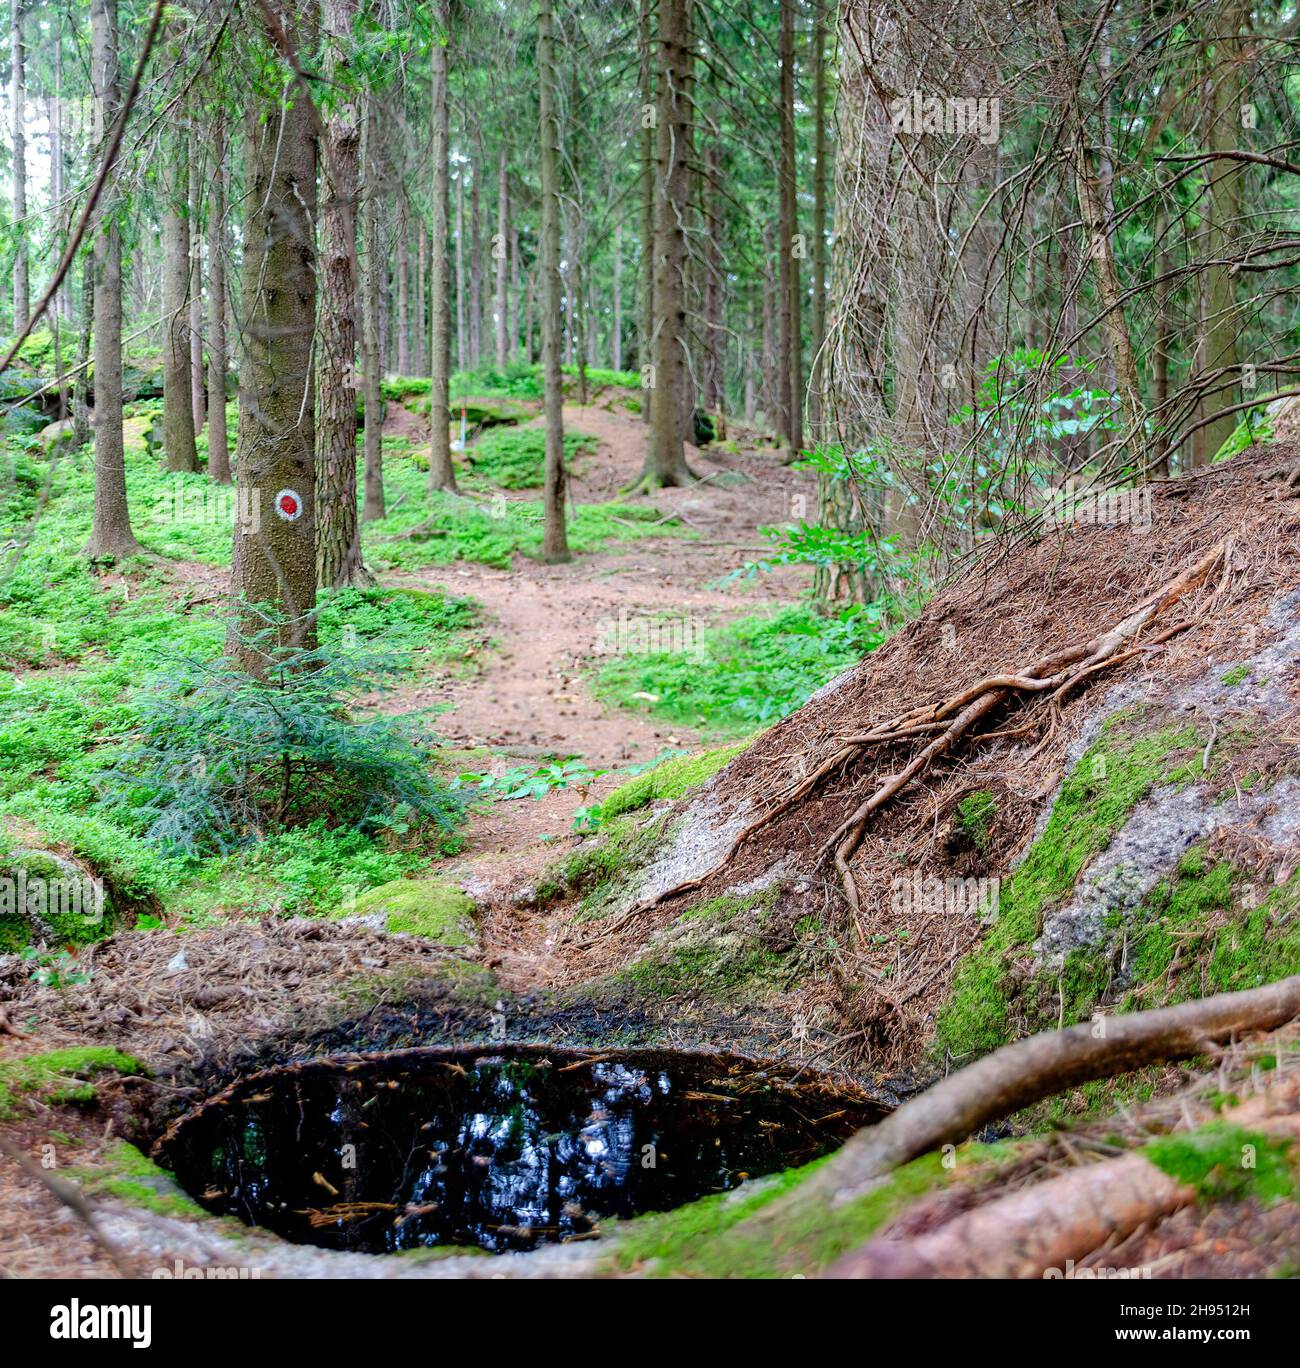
[162,49,198,474]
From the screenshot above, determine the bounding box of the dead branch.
[830,1096,1300,1278]
[772,974,1300,1216]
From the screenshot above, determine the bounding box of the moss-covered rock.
[0,848,115,953]
[345,878,477,947]
[934,715,1210,1059]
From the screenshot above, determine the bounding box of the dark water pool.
[156,1047,879,1253]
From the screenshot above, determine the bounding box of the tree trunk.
[455,167,467,372]
[469,152,483,367]
[10,0,28,331]
[538,0,569,562]
[1199,4,1243,464]
[85,0,137,560]
[416,220,428,375]
[189,113,206,437]
[162,78,198,472]
[428,0,456,493]
[396,218,410,376]
[207,118,231,484]
[639,0,694,488]
[361,103,387,521]
[777,0,802,454]
[316,0,369,589]
[228,32,319,674]
[637,0,654,420]
[808,6,828,439]
[495,147,509,368]
[612,222,622,373]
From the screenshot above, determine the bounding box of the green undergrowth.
[0,1047,145,1119]
[0,423,482,947]
[934,713,1214,1060]
[465,428,596,489]
[370,441,680,569]
[593,604,875,737]
[605,1141,1013,1278]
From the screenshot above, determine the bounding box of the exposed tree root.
[772,974,1300,1216]
[830,1092,1300,1279]
[597,540,1228,939]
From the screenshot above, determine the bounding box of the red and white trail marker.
[274,489,304,522]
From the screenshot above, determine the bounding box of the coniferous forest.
[3,0,1300,1326]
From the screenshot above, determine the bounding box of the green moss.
[620,892,785,1001]
[956,790,997,853]
[0,848,116,953]
[934,717,1205,1059]
[598,741,750,822]
[606,1142,1013,1277]
[0,1047,145,1119]
[1220,665,1251,687]
[1144,1123,1296,1204]
[71,1141,210,1220]
[344,878,476,947]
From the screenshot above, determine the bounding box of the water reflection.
[159,1049,877,1253]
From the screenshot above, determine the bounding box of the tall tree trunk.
[207,118,231,483]
[162,82,198,472]
[808,5,828,439]
[612,221,623,372]
[455,167,467,372]
[777,0,803,454]
[85,0,137,559]
[639,0,694,488]
[189,114,206,436]
[416,220,428,375]
[538,0,569,561]
[428,0,456,492]
[10,0,28,330]
[73,253,93,446]
[316,0,369,588]
[469,151,483,367]
[637,0,654,421]
[495,147,509,368]
[396,216,411,376]
[1199,4,1243,464]
[361,103,387,521]
[229,38,319,673]
[509,226,520,361]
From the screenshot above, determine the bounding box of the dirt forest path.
[381,398,812,858]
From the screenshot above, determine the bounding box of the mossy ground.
[596,740,750,823]
[604,1140,1013,1277]
[1143,1122,1298,1205]
[339,877,478,947]
[0,1047,145,1119]
[70,1141,209,1221]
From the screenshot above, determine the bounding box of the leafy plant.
[97,610,465,856]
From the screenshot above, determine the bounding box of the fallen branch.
[830,1094,1300,1278]
[774,974,1300,1216]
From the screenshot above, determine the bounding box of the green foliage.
[594,742,747,822]
[956,791,997,853]
[593,605,876,736]
[465,428,596,489]
[453,756,604,802]
[97,611,465,857]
